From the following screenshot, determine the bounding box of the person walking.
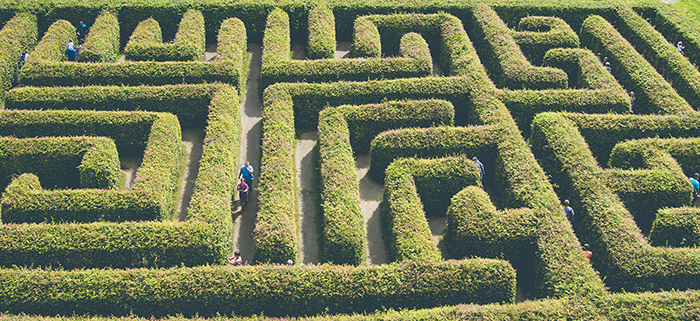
[239,161,254,191]
[677,41,685,55]
[237,178,249,209]
[690,173,699,205]
[227,251,242,266]
[582,244,592,262]
[472,157,485,179]
[563,199,575,223]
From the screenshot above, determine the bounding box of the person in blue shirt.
[677,41,685,55]
[563,200,575,223]
[690,173,699,203]
[472,157,484,179]
[65,40,77,62]
[77,21,87,40]
[239,161,254,192]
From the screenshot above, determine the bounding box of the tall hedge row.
[5,84,219,128]
[261,9,432,89]
[20,17,246,88]
[307,5,335,60]
[444,186,538,262]
[0,221,223,269]
[80,11,120,63]
[186,85,241,258]
[469,5,568,90]
[530,112,700,292]
[512,16,579,66]
[2,173,162,223]
[579,15,693,115]
[0,259,515,317]
[650,207,700,247]
[0,110,182,221]
[29,19,74,63]
[369,126,495,182]
[316,100,454,265]
[0,136,121,191]
[613,7,700,111]
[0,12,36,92]
[382,156,480,262]
[125,10,205,61]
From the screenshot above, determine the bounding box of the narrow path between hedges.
[232,44,263,265]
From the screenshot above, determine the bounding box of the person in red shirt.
[583,244,593,262]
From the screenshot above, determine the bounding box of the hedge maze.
[1,0,700,319]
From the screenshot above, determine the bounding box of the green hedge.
[261,10,433,89]
[317,107,365,265]
[215,17,248,94]
[650,207,700,247]
[20,18,246,88]
[5,84,219,129]
[262,77,603,298]
[444,186,538,262]
[0,136,120,191]
[80,11,120,63]
[30,19,73,63]
[186,85,241,259]
[469,5,568,90]
[614,7,700,111]
[606,138,695,232]
[382,156,479,262]
[343,99,454,154]
[307,5,335,60]
[0,110,183,220]
[579,15,693,115]
[2,173,162,223]
[256,85,298,264]
[530,111,700,292]
[512,16,579,66]
[317,100,453,265]
[125,10,205,61]
[350,16,380,58]
[562,112,700,170]
[0,221,223,269]
[0,12,36,92]
[497,48,629,137]
[0,259,515,317]
[369,126,495,182]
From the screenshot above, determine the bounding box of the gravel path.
[232,44,263,264]
[296,131,320,264]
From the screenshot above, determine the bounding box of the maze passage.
[1,0,700,318]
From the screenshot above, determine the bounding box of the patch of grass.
[674,0,700,23]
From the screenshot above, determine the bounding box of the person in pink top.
[227,250,242,266]
[237,178,249,207]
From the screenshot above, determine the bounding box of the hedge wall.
[186,85,241,259]
[613,7,700,111]
[530,111,700,292]
[0,110,182,220]
[125,10,205,62]
[307,5,335,60]
[316,99,453,265]
[369,126,495,182]
[650,207,700,247]
[5,84,219,129]
[0,12,36,92]
[512,16,579,66]
[444,186,538,262]
[469,5,568,90]
[0,220,223,269]
[20,17,246,88]
[2,173,162,223]
[0,136,121,191]
[579,14,693,115]
[0,259,515,317]
[382,156,480,262]
[260,9,432,89]
[80,11,119,63]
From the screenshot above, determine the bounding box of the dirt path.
[355,155,388,264]
[232,44,263,264]
[296,131,320,264]
[176,130,204,221]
